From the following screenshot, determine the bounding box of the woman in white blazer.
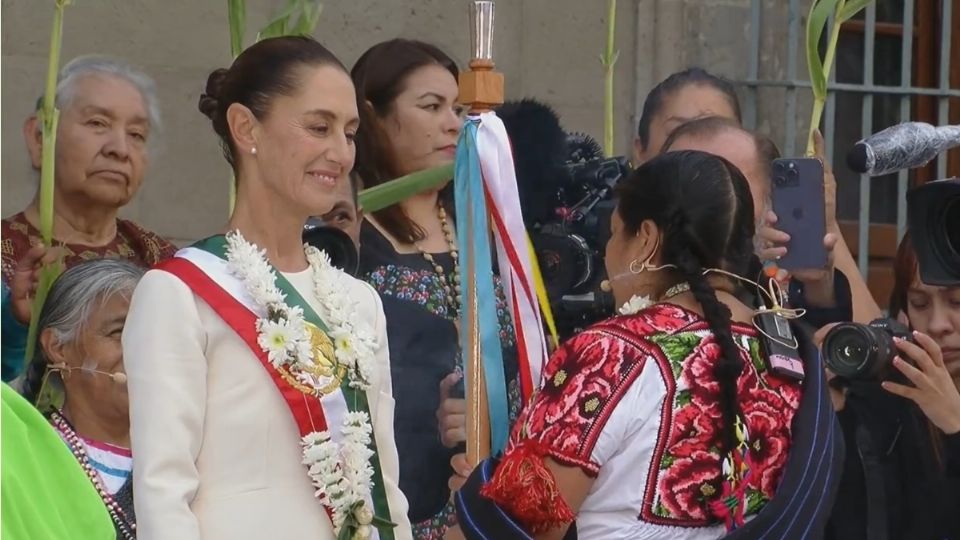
[122,36,412,540]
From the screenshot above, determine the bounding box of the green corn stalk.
[805,0,872,156]
[600,0,619,157]
[224,0,323,213]
[25,0,72,365]
[257,0,323,41]
[358,164,454,214]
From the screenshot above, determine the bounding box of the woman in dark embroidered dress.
[452,150,844,539]
[351,39,521,539]
[21,258,144,539]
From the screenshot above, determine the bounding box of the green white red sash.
[156,237,394,540]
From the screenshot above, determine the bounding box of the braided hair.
[615,150,755,455]
[20,258,144,409]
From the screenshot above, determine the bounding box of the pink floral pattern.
[502,304,699,474]
[494,303,803,529]
[646,321,802,525]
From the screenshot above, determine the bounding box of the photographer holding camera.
[822,230,960,540]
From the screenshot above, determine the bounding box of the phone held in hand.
[770,158,827,271]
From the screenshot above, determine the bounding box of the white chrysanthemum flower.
[228,230,380,529]
[258,319,295,366]
[301,431,329,446]
[618,294,653,315]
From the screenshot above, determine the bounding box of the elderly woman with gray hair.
[20,258,145,539]
[1,55,175,382]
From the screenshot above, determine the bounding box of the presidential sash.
[157,236,395,540]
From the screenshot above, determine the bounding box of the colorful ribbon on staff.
[455,112,550,455]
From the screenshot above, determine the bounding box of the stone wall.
[2,0,796,244]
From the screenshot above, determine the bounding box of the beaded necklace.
[49,411,136,540]
[415,204,462,314]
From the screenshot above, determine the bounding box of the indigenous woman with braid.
[453,150,844,540]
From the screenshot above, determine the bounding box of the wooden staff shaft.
[460,0,504,467]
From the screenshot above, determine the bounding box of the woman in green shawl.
[2,383,114,539]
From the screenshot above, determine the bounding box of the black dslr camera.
[907,177,960,285]
[529,133,631,339]
[302,218,358,276]
[822,318,913,381]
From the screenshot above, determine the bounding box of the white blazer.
[123,267,412,540]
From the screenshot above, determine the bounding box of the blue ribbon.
[454,119,510,455]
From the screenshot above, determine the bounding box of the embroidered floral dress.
[1,212,176,285]
[359,221,521,540]
[484,303,802,539]
[1,212,176,381]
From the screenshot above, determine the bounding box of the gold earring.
[629,235,676,275]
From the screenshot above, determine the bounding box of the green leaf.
[749,338,765,373]
[370,515,397,528]
[257,0,323,41]
[837,0,872,23]
[23,261,63,365]
[676,389,692,407]
[256,0,298,41]
[295,1,323,35]
[228,0,246,57]
[805,0,838,99]
[746,489,767,513]
[358,163,454,213]
[650,333,703,378]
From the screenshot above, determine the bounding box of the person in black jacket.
[824,232,960,540]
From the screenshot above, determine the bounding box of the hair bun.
[198,68,229,121]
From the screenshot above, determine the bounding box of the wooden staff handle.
[460,1,504,467]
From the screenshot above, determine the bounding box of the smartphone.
[770,158,827,270]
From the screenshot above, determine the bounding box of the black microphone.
[495,99,571,227]
[846,122,960,176]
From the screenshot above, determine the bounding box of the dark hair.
[889,232,919,319]
[661,115,780,188]
[615,150,755,454]
[636,67,742,151]
[21,259,144,410]
[198,36,347,170]
[351,39,459,244]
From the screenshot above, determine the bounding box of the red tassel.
[480,441,577,533]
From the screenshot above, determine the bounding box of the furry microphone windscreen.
[495,99,572,226]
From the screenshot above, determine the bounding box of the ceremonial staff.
[458,0,504,466]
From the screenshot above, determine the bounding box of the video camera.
[528,133,631,339]
[907,177,960,286]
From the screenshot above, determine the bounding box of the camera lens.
[774,176,785,187]
[823,325,872,377]
[786,168,799,181]
[823,321,899,380]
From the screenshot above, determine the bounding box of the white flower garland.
[224,231,377,536]
[618,294,653,315]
